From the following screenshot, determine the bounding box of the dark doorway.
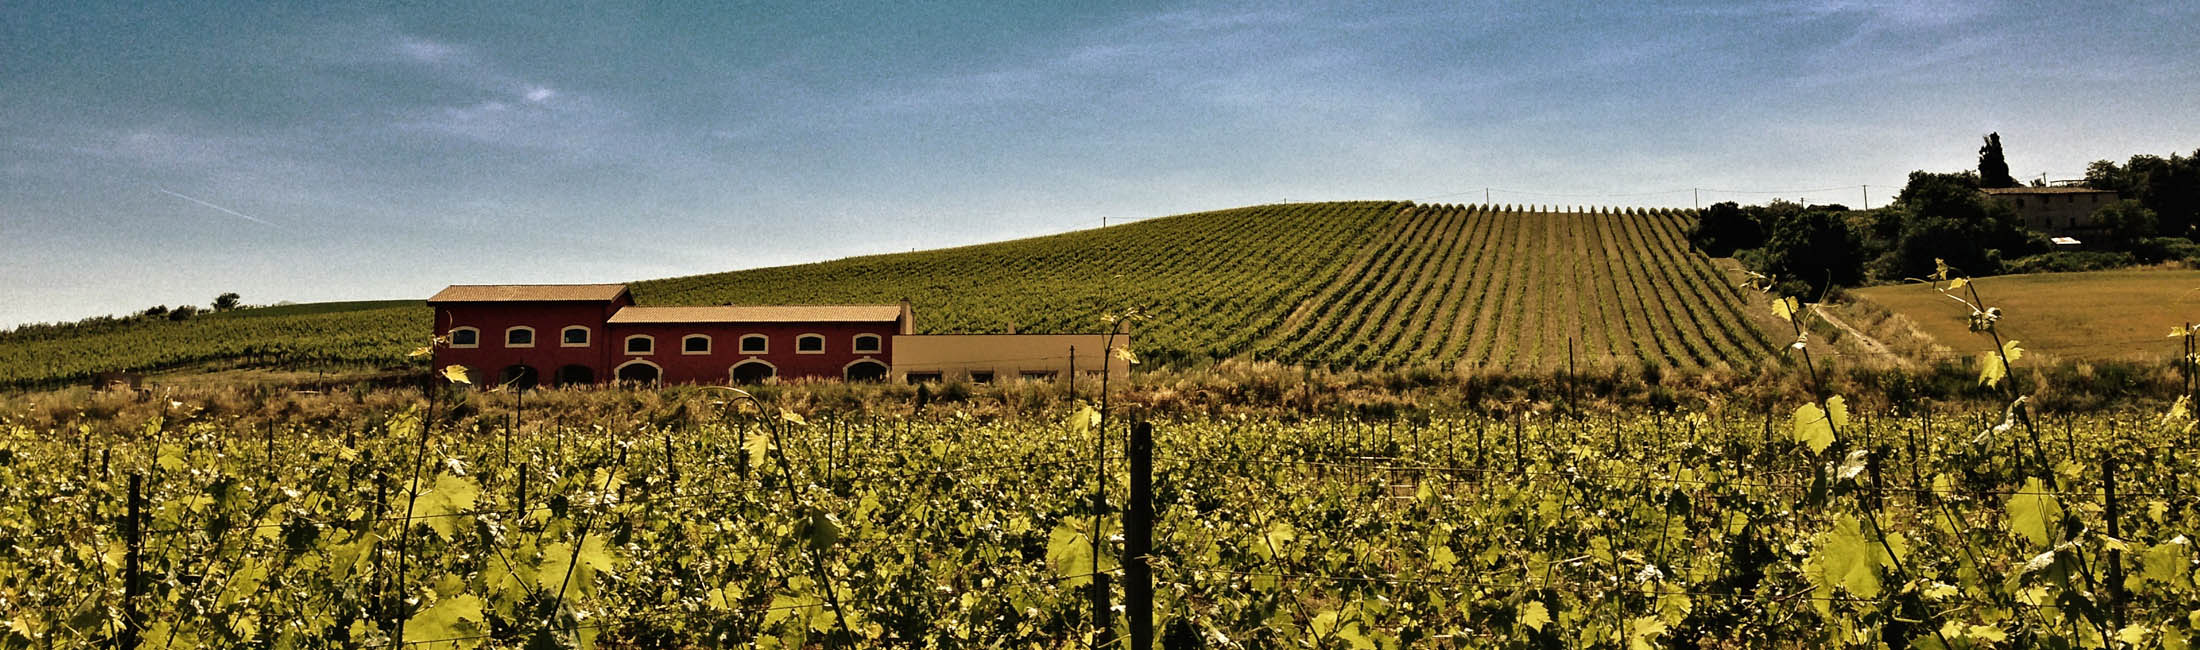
[731,361,775,384]
[845,361,888,382]
[616,363,660,385]
[498,365,539,391]
[556,364,595,386]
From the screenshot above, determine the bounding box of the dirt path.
[1810,303,1913,369]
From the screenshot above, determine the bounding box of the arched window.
[505,326,535,348]
[625,334,654,355]
[739,334,768,354]
[844,360,888,382]
[796,333,825,354]
[731,360,776,384]
[448,327,480,348]
[852,334,881,353]
[561,326,591,347]
[615,360,661,385]
[683,334,713,355]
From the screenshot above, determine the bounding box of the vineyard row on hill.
[0,202,1779,387]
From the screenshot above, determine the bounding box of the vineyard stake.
[2103,455,2126,630]
[1126,421,1154,650]
[120,472,143,650]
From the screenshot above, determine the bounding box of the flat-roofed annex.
[428,284,631,303]
[608,305,904,324]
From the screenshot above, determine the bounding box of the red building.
[428,284,909,387]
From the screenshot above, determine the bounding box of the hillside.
[1848,268,2200,362]
[1,201,1778,388]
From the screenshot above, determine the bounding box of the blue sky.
[3,1,2196,327]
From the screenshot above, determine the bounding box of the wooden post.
[121,473,144,650]
[1126,421,1155,650]
[2104,455,2126,630]
[517,463,530,516]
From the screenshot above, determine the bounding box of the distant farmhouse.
[428,284,1128,387]
[1981,185,2120,238]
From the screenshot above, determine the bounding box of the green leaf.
[743,430,772,471]
[441,365,472,385]
[2004,477,2063,549]
[1770,296,1799,322]
[403,593,485,648]
[1519,601,1549,632]
[2141,536,2192,589]
[1978,340,2023,388]
[409,473,481,541]
[1791,402,1836,455]
[1818,513,1880,598]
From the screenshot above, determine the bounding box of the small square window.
[969,371,994,384]
[741,335,768,353]
[450,329,478,346]
[684,336,711,354]
[507,328,534,346]
[1021,370,1058,381]
[853,334,881,353]
[906,372,942,384]
[627,337,653,354]
[562,327,589,346]
[797,335,824,353]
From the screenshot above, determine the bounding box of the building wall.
[1995,191,2118,232]
[891,334,1131,383]
[605,322,897,384]
[431,298,629,385]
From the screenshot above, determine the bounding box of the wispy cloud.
[156,187,282,228]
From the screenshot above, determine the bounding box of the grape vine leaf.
[742,430,771,471]
[402,593,485,648]
[1519,601,1549,631]
[2004,477,2063,548]
[1770,296,1800,322]
[410,473,481,541]
[1790,398,1845,455]
[1977,340,2023,387]
[441,365,471,385]
[1817,513,1881,599]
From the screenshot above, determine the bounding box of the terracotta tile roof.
[608,305,906,324]
[428,284,630,303]
[1981,186,2116,195]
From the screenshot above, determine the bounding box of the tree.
[2091,199,2158,251]
[1744,204,1865,298]
[1978,132,2018,188]
[1870,171,2036,280]
[1685,201,1762,256]
[142,305,169,318]
[2086,150,2200,238]
[213,292,241,312]
[168,305,198,321]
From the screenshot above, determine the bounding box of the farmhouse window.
[797,334,825,354]
[1021,370,1058,381]
[506,327,536,348]
[562,326,590,346]
[449,327,480,348]
[969,371,994,384]
[625,335,654,355]
[683,335,712,355]
[853,334,882,353]
[740,334,768,354]
[906,371,943,384]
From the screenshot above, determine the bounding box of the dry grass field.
[1847,268,2200,361]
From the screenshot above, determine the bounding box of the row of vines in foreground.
[4,401,2193,648]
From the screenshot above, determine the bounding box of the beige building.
[892,333,1133,383]
[1981,186,2120,235]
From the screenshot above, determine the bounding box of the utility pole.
[1484,188,1489,205]
[1692,188,1700,210]
[1862,185,1869,210]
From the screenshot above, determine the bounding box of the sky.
[3,1,2197,327]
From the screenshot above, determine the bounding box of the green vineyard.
[0,202,1777,387]
[6,399,2193,647]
